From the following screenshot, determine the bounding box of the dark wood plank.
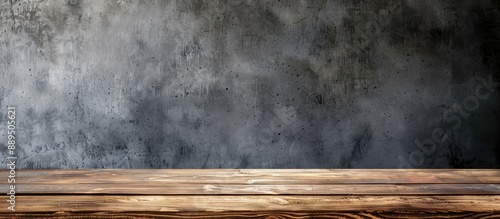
[0,195,498,212]
[0,211,499,219]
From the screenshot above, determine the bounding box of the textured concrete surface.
[0,0,498,168]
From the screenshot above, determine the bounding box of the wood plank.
[1,195,499,213]
[2,169,499,184]
[1,169,498,217]
[0,212,499,219]
[2,183,499,195]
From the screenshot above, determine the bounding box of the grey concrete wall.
[0,0,498,168]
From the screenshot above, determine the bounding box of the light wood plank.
[1,183,499,195]
[1,169,499,184]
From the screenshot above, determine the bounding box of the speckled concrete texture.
[0,0,498,168]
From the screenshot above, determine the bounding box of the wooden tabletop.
[0,169,499,218]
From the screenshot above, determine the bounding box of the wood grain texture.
[2,183,500,195]
[0,169,498,218]
[1,169,499,184]
[1,195,499,212]
[0,212,499,219]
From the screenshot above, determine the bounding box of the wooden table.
[0,169,499,218]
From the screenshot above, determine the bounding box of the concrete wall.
[1,0,498,168]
